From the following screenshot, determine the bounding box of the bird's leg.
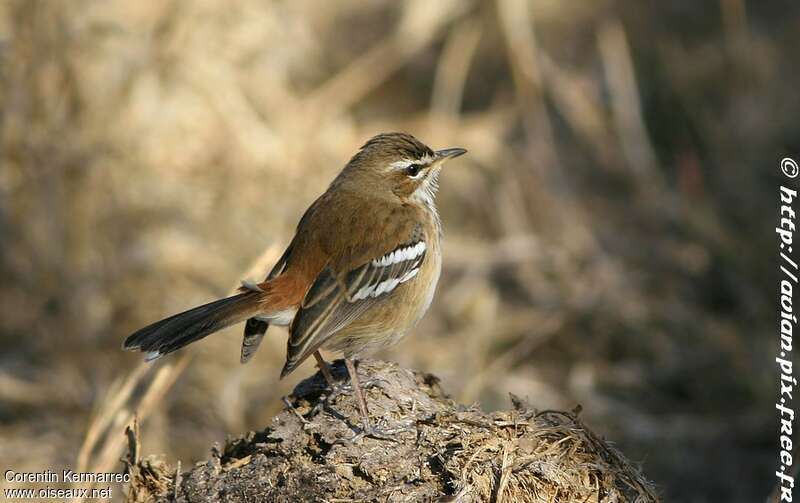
[336,358,412,442]
[313,351,337,388]
[344,358,372,432]
[309,351,346,418]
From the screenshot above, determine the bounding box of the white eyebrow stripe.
[389,159,415,171]
[388,153,435,172]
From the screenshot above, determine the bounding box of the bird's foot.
[333,419,414,445]
[361,422,414,441]
[309,382,350,417]
[360,376,392,391]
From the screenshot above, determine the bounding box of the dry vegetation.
[0,0,788,501]
[125,360,659,502]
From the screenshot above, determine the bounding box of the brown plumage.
[123,132,466,435]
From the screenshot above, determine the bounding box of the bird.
[122,132,466,436]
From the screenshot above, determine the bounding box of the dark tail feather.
[123,292,261,360]
[241,318,269,363]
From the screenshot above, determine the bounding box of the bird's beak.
[434,147,467,161]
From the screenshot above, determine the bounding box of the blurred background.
[0,0,792,501]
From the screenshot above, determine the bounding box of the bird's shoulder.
[292,190,426,274]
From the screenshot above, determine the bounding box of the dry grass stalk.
[74,356,189,503]
[597,19,662,187]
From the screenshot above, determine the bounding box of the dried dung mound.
[126,360,659,502]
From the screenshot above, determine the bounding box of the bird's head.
[337,132,466,206]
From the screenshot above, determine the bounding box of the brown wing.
[280,230,426,377]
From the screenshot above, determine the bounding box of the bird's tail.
[122,291,263,360]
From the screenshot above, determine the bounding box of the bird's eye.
[406,164,423,177]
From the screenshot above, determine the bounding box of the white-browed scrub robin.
[123,132,467,436]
